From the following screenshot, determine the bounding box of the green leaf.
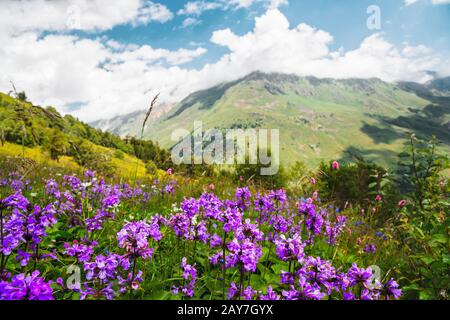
[431,233,447,244]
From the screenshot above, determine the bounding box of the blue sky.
[0,0,449,121]
[102,0,450,69]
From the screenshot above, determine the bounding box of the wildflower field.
[0,135,448,301]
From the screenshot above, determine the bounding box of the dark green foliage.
[43,129,69,162]
[395,135,449,299]
[127,137,171,170]
[397,134,449,208]
[234,149,287,189]
[317,159,396,208]
[16,91,28,102]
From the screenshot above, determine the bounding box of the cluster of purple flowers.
[117,219,162,262]
[0,169,403,301]
[0,170,180,300]
[0,271,54,300]
[172,257,197,298]
[64,239,97,263]
[274,233,305,262]
[228,282,257,300]
[1,194,57,267]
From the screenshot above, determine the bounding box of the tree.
[44,130,69,162]
[16,91,28,102]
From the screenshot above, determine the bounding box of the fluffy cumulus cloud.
[0,31,207,120]
[0,4,446,121]
[208,9,440,82]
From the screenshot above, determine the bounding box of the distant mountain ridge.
[90,71,450,168]
[90,102,175,137]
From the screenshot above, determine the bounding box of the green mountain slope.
[91,72,450,168]
[0,92,171,177]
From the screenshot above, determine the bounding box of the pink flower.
[166,168,173,175]
[398,200,407,207]
[332,161,340,170]
[375,195,382,202]
[310,178,317,185]
[312,191,319,200]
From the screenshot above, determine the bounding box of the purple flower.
[364,243,377,254]
[259,286,280,300]
[226,238,262,272]
[280,271,295,285]
[305,209,324,235]
[172,257,197,298]
[0,271,53,300]
[325,215,347,245]
[243,286,257,300]
[235,187,251,211]
[268,214,288,233]
[84,170,96,179]
[64,240,96,263]
[117,220,161,260]
[235,219,263,241]
[181,198,200,218]
[45,179,60,198]
[227,282,239,300]
[102,194,120,209]
[274,234,305,262]
[268,189,287,208]
[210,234,222,248]
[347,263,373,287]
[4,193,29,211]
[83,254,120,282]
[118,270,144,293]
[382,278,402,300]
[80,282,115,300]
[282,276,325,300]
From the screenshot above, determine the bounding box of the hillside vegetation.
[93,72,450,169]
[0,92,172,179]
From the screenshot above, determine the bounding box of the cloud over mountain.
[0,2,446,121]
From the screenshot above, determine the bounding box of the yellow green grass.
[0,141,151,179]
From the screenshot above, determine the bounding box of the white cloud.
[228,0,257,8]
[0,31,207,120]
[208,9,440,83]
[0,8,445,122]
[404,0,420,5]
[177,0,288,16]
[112,45,207,65]
[177,1,222,16]
[181,17,202,28]
[132,1,174,25]
[228,0,288,9]
[0,0,173,37]
[268,0,289,9]
[405,0,450,5]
